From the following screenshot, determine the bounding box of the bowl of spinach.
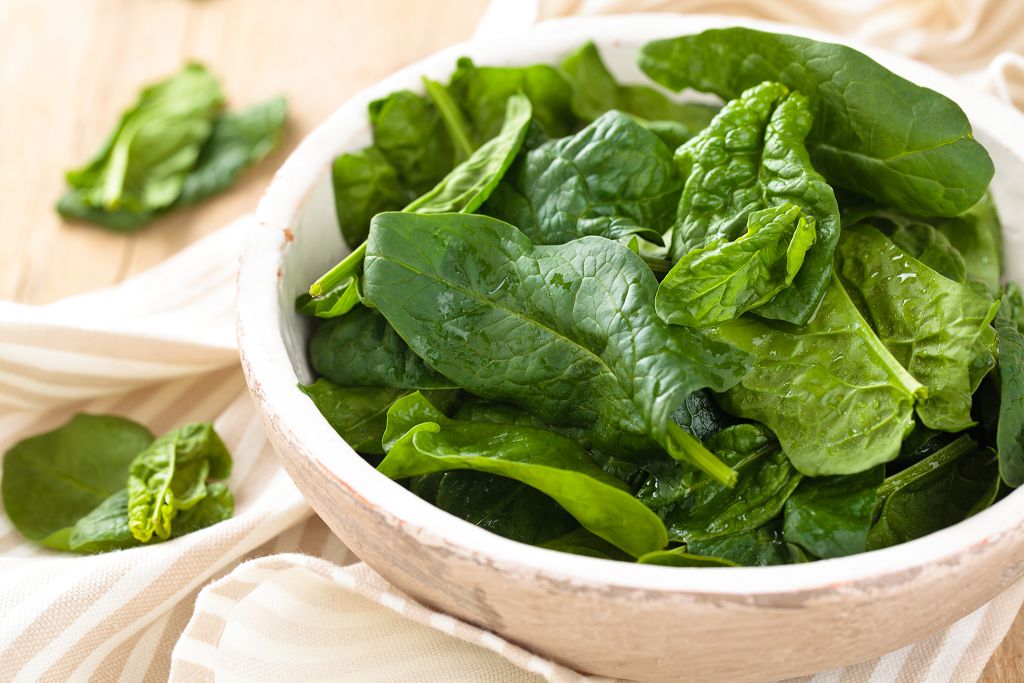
[237,14,1024,681]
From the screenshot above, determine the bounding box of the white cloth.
[3,2,1024,680]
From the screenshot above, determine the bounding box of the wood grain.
[0,0,1021,678]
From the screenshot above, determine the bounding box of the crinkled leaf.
[639,28,994,217]
[656,203,816,327]
[484,111,680,245]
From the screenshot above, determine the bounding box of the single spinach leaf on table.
[687,520,806,566]
[559,41,718,133]
[2,414,154,550]
[309,307,455,389]
[656,203,816,327]
[483,110,681,245]
[837,225,999,432]
[670,82,841,324]
[994,299,1024,486]
[639,28,994,217]
[867,435,999,550]
[643,425,802,543]
[364,212,750,485]
[783,466,884,558]
[379,393,667,557]
[61,64,224,219]
[415,470,578,545]
[708,277,924,476]
[127,422,233,543]
[446,57,578,143]
[638,547,738,567]
[299,379,458,456]
[176,96,288,206]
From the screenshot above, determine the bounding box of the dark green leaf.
[686,521,804,566]
[670,82,840,324]
[369,89,456,194]
[639,28,994,217]
[995,300,1024,486]
[540,528,633,561]
[176,96,287,206]
[309,306,455,389]
[379,393,668,557]
[709,277,923,476]
[671,390,732,441]
[331,147,410,248]
[364,212,750,484]
[838,225,998,432]
[868,436,999,549]
[783,466,883,558]
[484,111,680,245]
[2,414,153,549]
[656,203,816,327]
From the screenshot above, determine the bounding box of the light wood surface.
[0,0,1020,679]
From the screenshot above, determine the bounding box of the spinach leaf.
[483,110,680,245]
[331,147,410,248]
[176,96,287,206]
[994,300,1024,486]
[369,89,456,195]
[888,222,968,284]
[417,470,578,545]
[837,225,999,432]
[868,435,999,549]
[656,203,816,327]
[783,466,883,558]
[447,57,578,142]
[671,390,732,441]
[671,83,840,324]
[560,41,718,133]
[299,379,457,456]
[295,275,362,319]
[2,414,154,549]
[126,422,232,543]
[309,306,455,389]
[379,393,668,557]
[637,547,738,567]
[709,277,924,476]
[404,93,531,213]
[645,425,802,543]
[686,521,805,566]
[639,28,994,217]
[62,64,223,217]
[364,212,750,485]
[928,194,1003,294]
[540,528,633,561]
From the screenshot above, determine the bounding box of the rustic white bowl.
[237,14,1024,682]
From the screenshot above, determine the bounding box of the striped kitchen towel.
[4,0,1024,678]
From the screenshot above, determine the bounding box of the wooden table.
[1,0,1021,679]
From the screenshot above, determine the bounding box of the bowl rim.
[238,12,1024,598]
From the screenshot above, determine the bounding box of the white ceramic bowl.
[237,14,1024,682]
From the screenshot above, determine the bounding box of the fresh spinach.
[868,435,999,549]
[560,41,718,133]
[670,82,840,324]
[127,422,232,542]
[637,547,738,567]
[656,203,816,327]
[709,277,924,476]
[540,528,634,561]
[783,466,884,558]
[363,212,750,485]
[686,521,806,566]
[995,300,1024,486]
[483,110,681,245]
[640,28,994,217]
[379,393,668,557]
[838,225,999,432]
[309,306,455,389]
[2,414,233,553]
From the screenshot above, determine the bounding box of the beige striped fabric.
[3,2,1024,679]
